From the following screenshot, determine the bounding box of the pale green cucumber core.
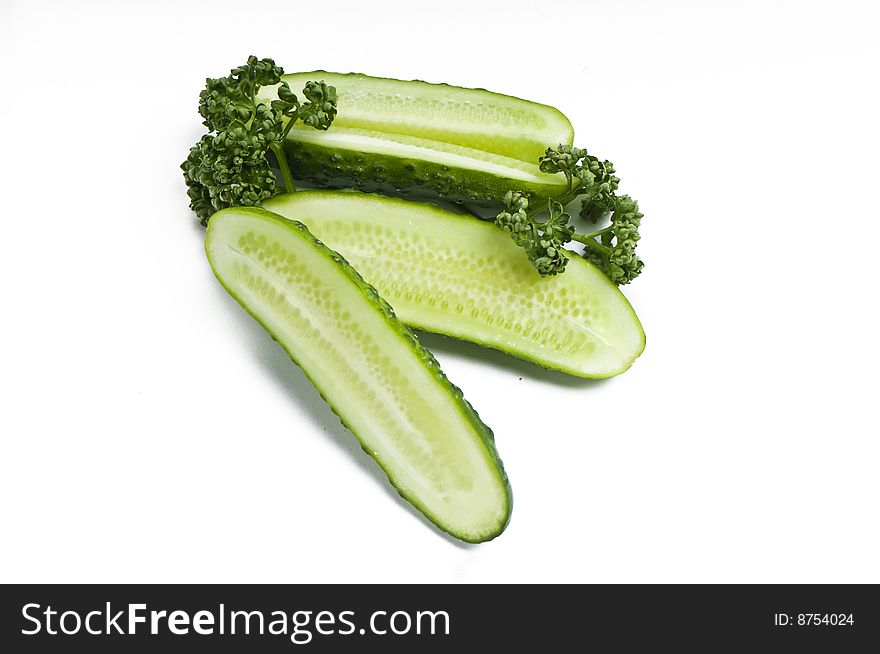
[257,71,574,162]
[206,207,511,542]
[264,192,646,378]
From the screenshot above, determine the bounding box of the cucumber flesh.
[283,125,569,207]
[260,71,574,163]
[264,192,646,378]
[206,207,512,542]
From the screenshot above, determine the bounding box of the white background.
[2,0,878,583]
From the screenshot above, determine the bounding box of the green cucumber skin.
[206,207,512,543]
[264,191,646,379]
[276,71,574,163]
[283,139,568,208]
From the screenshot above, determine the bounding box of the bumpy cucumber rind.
[206,207,512,543]
[283,139,567,208]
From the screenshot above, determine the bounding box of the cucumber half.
[206,206,511,542]
[264,191,646,378]
[260,71,574,163]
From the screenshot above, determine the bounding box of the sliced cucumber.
[282,125,569,207]
[260,71,574,163]
[264,192,646,378]
[206,206,511,542]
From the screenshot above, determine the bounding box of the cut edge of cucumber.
[261,71,575,162]
[402,253,647,380]
[264,191,646,379]
[205,206,513,543]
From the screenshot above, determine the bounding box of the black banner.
[1,584,877,651]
